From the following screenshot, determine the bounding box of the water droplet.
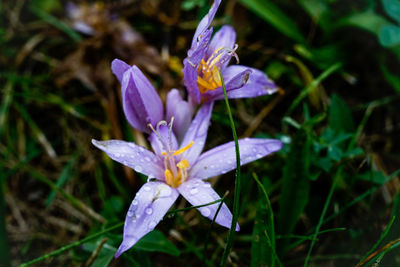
[131,217,137,223]
[203,183,211,188]
[115,153,121,157]
[132,200,138,205]
[140,158,145,163]
[128,143,136,149]
[158,185,172,197]
[148,221,157,228]
[136,214,141,219]
[134,165,143,172]
[123,161,128,165]
[252,148,257,153]
[143,185,151,191]
[145,208,153,215]
[201,208,211,217]
[127,210,134,217]
[145,157,151,162]
[130,155,135,159]
[193,181,200,187]
[256,153,263,158]
[210,165,215,169]
[227,159,233,164]
[139,147,145,152]
[190,188,199,195]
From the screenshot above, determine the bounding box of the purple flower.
[92,102,282,257]
[183,1,277,104]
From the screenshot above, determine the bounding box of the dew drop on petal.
[115,153,121,157]
[145,157,151,162]
[139,147,145,152]
[158,185,172,197]
[190,188,199,195]
[127,210,134,217]
[132,200,138,206]
[134,165,143,172]
[201,208,211,217]
[143,186,151,191]
[256,153,263,158]
[148,221,157,229]
[145,208,153,215]
[203,183,211,188]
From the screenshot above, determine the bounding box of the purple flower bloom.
[92,102,282,257]
[183,1,277,104]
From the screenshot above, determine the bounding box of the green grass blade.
[278,128,310,253]
[238,0,305,43]
[0,82,13,136]
[19,222,124,267]
[219,69,241,267]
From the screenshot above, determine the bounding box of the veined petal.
[111,59,130,83]
[190,138,282,179]
[92,139,164,180]
[178,178,239,231]
[180,102,213,166]
[206,25,236,61]
[191,0,221,49]
[121,66,163,133]
[115,181,179,257]
[166,89,193,142]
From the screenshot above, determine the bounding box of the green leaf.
[382,0,400,24]
[337,10,390,36]
[379,24,400,47]
[328,94,355,134]
[277,129,310,253]
[298,0,330,30]
[356,170,390,184]
[238,0,305,43]
[83,240,117,267]
[134,230,180,256]
[381,63,400,93]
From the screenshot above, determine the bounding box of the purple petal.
[122,66,164,133]
[178,178,239,231]
[92,139,164,180]
[111,59,130,83]
[180,102,213,166]
[190,138,282,179]
[191,0,221,49]
[148,124,178,156]
[206,25,236,61]
[166,89,193,142]
[115,181,179,257]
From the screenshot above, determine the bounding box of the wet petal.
[121,66,163,133]
[115,181,179,257]
[206,25,236,61]
[166,89,193,142]
[180,102,213,165]
[190,138,282,179]
[191,0,221,49]
[92,139,164,180]
[178,178,239,231]
[111,59,130,83]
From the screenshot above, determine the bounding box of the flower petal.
[111,59,130,83]
[206,25,236,61]
[178,178,239,231]
[190,138,282,179]
[180,102,213,166]
[166,89,193,142]
[115,181,179,257]
[191,0,221,49]
[92,139,164,180]
[121,66,164,133]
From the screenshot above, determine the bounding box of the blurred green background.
[1,0,400,266]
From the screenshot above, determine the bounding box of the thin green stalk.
[0,169,11,267]
[219,70,241,267]
[303,167,342,266]
[19,222,124,267]
[166,198,224,216]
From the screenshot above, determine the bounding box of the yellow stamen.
[177,159,189,169]
[164,169,173,186]
[173,141,194,156]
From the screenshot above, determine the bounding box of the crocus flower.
[111,59,191,141]
[92,102,282,257]
[183,0,277,104]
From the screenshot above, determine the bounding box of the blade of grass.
[356,216,396,266]
[303,166,342,266]
[286,62,342,116]
[0,81,13,136]
[29,5,82,42]
[252,173,282,267]
[220,69,241,267]
[0,167,11,267]
[19,222,124,267]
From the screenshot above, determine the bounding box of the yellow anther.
[164,169,173,186]
[177,159,190,169]
[173,141,194,156]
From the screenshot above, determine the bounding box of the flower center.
[196,45,239,94]
[162,141,193,188]
[148,119,194,188]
